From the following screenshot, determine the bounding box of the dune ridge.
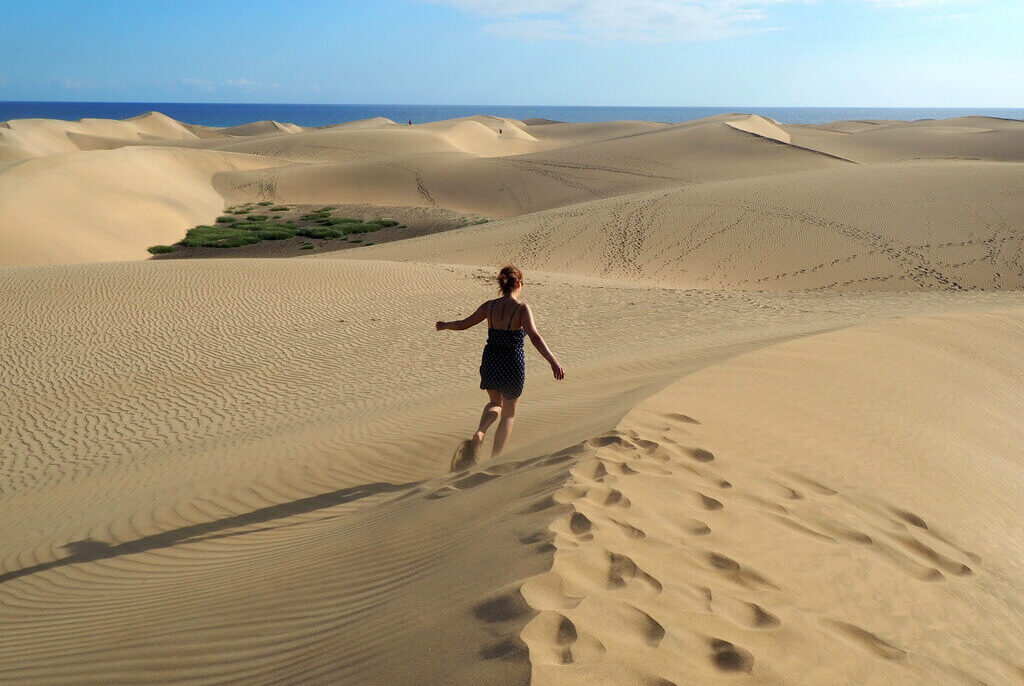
[3,110,1021,272]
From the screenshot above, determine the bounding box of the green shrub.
[147,244,176,254]
[300,244,315,250]
[258,227,295,240]
[377,219,399,228]
[297,226,343,239]
[215,216,237,223]
[270,206,290,211]
[257,201,273,206]
[346,222,383,234]
[183,225,262,248]
[246,215,269,222]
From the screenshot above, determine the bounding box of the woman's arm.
[436,302,489,331]
[522,303,565,380]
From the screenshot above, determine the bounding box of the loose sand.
[1,111,1022,685]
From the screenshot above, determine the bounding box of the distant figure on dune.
[436,266,565,468]
[408,119,412,125]
[498,128,502,134]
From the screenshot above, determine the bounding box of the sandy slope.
[1,110,1023,685]
[345,160,1024,290]
[524,308,1024,686]
[0,147,276,265]
[1,257,1022,684]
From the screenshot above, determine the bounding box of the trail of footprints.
[518,411,985,684]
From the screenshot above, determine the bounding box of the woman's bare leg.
[491,396,518,458]
[471,390,503,453]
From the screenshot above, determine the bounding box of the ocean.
[1,101,1021,127]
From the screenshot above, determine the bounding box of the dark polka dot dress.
[479,301,526,400]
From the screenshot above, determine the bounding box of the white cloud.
[178,77,215,91]
[54,77,88,90]
[425,0,980,41]
[429,0,801,41]
[862,0,965,6]
[176,77,278,92]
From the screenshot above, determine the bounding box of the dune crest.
[725,113,792,144]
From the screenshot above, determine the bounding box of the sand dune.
[345,159,1024,290]
[0,111,198,159]
[211,119,541,162]
[5,111,1022,267]
[1,110,1023,684]
[213,115,849,219]
[219,119,305,136]
[1,258,1021,683]
[0,147,276,265]
[784,115,1024,163]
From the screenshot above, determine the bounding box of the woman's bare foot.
[450,438,478,472]
[470,430,485,453]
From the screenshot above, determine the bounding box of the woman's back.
[487,297,523,331]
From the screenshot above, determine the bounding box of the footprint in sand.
[571,457,608,482]
[608,552,663,592]
[892,532,972,577]
[703,588,781,629]
[582,485,631,509]
[587,432,633,449]
[522,611,605,666]
[705,551,779,590]
[686,447,715,463]
[783,472,839,496]
[698,492,724,511]
[608,517,646,540]
[708,638,755,673]
[821,619,908,662]
[569,512,592,536]
[664,412,701,425]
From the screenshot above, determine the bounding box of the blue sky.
[0,0,1021,106]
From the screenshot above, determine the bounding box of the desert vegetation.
[149,204,399,251]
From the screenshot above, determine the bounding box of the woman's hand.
[550,360,566,380]
[435,321,447,331]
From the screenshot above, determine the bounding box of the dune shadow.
[0,480,419,586]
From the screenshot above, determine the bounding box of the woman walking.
[436,266,565,467]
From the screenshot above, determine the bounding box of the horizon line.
[2,100,1023,110]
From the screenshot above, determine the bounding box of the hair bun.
[497,265,523,294]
